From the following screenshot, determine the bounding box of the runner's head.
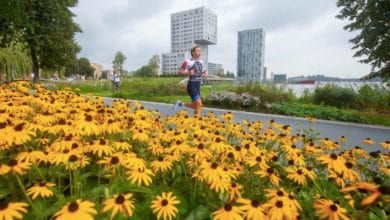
[191,45,201,59]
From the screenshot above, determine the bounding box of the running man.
[174,45,207,117]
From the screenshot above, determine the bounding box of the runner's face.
[192,47,201,59]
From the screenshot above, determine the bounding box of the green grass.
[51,78,390,126]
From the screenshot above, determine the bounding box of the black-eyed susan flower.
[341,182,390,206]
[103,193,135,219]
[228,182,242,201]
[26,182,55,200]
[150,156,173,173]
[213,203,243,220]
[127,167,154,186]
[380,140,390,150]
[256,167,280,186]
[286,167,307,186]
[0,159,31,176]
[313,199,350,220]
[150,192,180,220]
[363,137,374,145]
[53,199,97,220]
[318,153,346,174]
[237,198,266,220]
[89,139,114,158]
[0,201,28,220]
[263,199,295,220]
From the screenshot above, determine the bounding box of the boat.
[287,77,316,84]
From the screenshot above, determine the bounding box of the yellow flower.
[237,198,266,220]
[0,201,28,220]
[103,193,135,219]
[26,182,55,200]
[286,167,307,186]
[0,159,31,176]
[380,140,390,150]
[127,167,154,186]
[314,199,350,220]
[318,153,346,174]
[53,199,97,220]
[89,139,114,158]
[150,156,174,173]
[256,167,280,186]
[150,192,180,220]
[341,182,389,206]
[228,182,242,201]
[363,137,374,145]
[263,199,296,220]
[213,203,243,220]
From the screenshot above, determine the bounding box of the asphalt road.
[103,97,390,152]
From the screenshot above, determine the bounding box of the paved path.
[103,97,390,152]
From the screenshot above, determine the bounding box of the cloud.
[72,0,371,78]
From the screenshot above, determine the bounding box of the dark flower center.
[297,169,303,175]
[345,162,353,169]
[68,155,78,162]
[256,156,262,162]
[111,156,119,165]
[14,123,24,131]
[85,115,93,122]
[276,200,283,208]
[161,199,168,206]
[211,162,218,169]
[158,157,164,162]
[99,139,106,145]
[251,200,259,208]
[39,182,47,187]
[68,202,79,212]
[0,202,9,210]
[235,146,241,151]
[71,143,79,149]
[224,203,232,211]
[330,154,338,160]
[244,144,250,149]
[330,204,338,211]
[288,160,294,165]
[115,195,125,204]
[267,168,274,174]
[215,137,221,143]
[8,159,18,167]
[197,143,204,150]
[272,156,278,162]
[277,191,284,196]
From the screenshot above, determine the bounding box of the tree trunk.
[30,45,39,83]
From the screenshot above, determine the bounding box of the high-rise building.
[162,7,217,75]
[207,62,224,76]
[237,29,265,81]
[91,63,103,79]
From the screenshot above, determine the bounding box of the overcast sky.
[72,0,371,78]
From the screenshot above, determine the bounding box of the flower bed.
[0,81,389,219]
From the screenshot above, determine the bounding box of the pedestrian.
[112,71,121,91]
[174,45,207,117]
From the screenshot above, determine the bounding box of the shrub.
[234,82,295,104]
[311,84,357,109]
[206,91,261,108]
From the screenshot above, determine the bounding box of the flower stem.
[15,174,39,214]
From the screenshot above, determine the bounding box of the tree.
[133,65,155,77]
[112,51,126,74]
[0,43,31,81]
[148,55,160,76]
[0,0,81,82]
[336,0,390,81]
[78,57,94,78]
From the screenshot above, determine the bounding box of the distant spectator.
[112,71,121,91]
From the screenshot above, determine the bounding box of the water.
[277,81,388,97]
